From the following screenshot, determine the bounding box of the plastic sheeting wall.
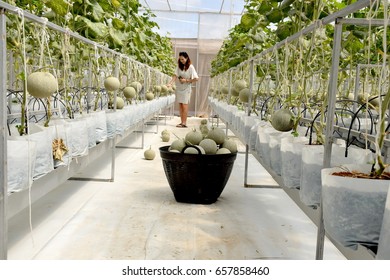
[172,39,223,117]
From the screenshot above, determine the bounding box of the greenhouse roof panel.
[141,0,245,14]
[140,0,245,39]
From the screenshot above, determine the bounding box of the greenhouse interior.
[1,0,390,262]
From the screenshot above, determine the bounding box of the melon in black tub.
[159,145,237,204]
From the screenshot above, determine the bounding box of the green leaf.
[112,18,125,30]
[91,1,105,22]
[45,0,69,17]
[108,28,124,47]
[266,8,284,23]
[82,17,108,38]
[258,2,272,13]
[240,13,257,29]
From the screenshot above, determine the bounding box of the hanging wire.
[14,6,35,247]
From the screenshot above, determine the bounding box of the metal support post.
[316,17,343,260]
[244,60,254,187]
[0,7,8,260]
[86,56,93,113]
[226,70,232,135]
[109,56,121,182]
[246,60,255,116]
[141,119,145,148]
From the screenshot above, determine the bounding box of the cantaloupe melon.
[185,129,203,145]
[27,71,58,98]
[199,139,218,154]
[104,76,120,91]
[234,79,247,92]
[116,97,125,109]
[239,88,250,103]
[130,81,142,93]
[221,86,229,95]
[161,85,169,93]
[222,138,237,153]
[170,139,186,152]
[231,87,239,97]
[144,146,156,160]
[123,86,136,99]
[145,92,155,101]
[207,127,226,145]
[161,133,170,142]
[216,147,231,154]
[270,108,294,132]
[161,129,170,136]
[183,145,205,154]
[154,85,162,92]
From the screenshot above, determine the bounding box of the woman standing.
[168,52,199,128]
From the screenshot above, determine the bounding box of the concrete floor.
[7,116,345,260]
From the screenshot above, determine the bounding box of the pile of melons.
[168,119,237,155]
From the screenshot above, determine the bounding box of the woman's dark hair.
[178,51,191,71]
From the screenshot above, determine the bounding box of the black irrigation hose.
[308,98,378,157]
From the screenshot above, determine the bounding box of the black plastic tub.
[159,145,237,204]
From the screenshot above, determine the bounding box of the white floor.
[7,116,345,260]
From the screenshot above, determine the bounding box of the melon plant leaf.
[82,17,108,38]
[90,0,105,22]
[45,0,69,16]
[108,27,124,47]
[112,18,125,30]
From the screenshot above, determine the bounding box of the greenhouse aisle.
[7,115,345,260]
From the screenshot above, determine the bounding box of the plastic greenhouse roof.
[139,0,245,39]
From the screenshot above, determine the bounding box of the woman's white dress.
[175,64,199,104]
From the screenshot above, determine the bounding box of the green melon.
[161,133,170,142]
[123,86,136,99]
[216,147,231,154]
[27,71,58,98]
[130,81,142,93]
[199,139,218,155]
[239,88,250,103]
[231,87,239,97]
[161,85,169,93]
[144,146,156,160]
[161,129,170,136]
[116,97,125,109]
[170,139,186,152]
[221,86,229,95]
[270,109,294,132]
[184,145,205,154]
[222,138,238,153]
[200,119,208,125]
[185,129,203,145]
[145,92,155,101]
[200,124,209,136]
[154,85,162,92]
[207,127,226,145]
[104,76,120,91]
[234,79,247,92]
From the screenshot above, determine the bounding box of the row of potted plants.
[7,95,175,194]
[209,92,389,257]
